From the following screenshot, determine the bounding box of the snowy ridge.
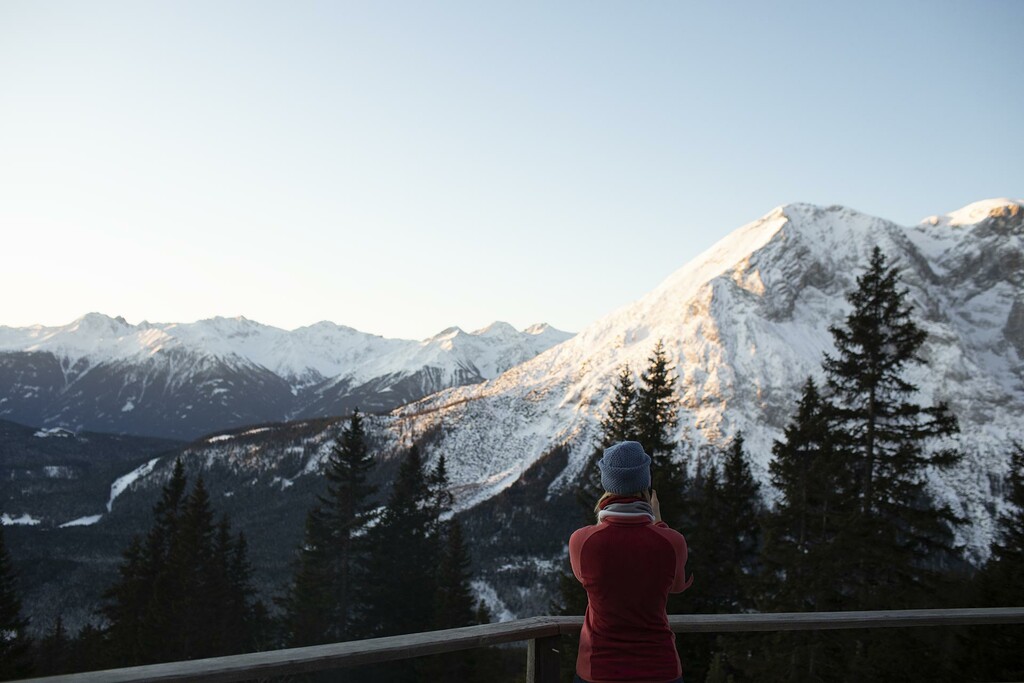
[0,315,573,438]
[0,316,571,388]
[387,199,1024,559]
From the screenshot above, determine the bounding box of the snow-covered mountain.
[7,198,1023,629]
[384,198,1024,559]
[0,316,573,439]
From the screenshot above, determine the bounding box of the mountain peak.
[428,326,466,342]
[472,321,518,337]
[923,198,1024,228]
[71,312,131,335]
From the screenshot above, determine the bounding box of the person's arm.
[569,530,585,583]
[669,532,694,593]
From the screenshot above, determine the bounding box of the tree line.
[0,410,492,682]
[2,246,1022,681]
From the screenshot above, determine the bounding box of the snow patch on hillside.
[108,458,161,512]
[1,513,41,526]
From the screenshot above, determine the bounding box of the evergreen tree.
[363,444,437,638]
[748,378,849,682]
[761,379,846,610]
[428,454,455,532]
[574,364,644,518]
[281,410,377,646]
[428,517,483,682]
[600,364,638,446]
[360,444,440,683]
[677,457,725,683]
[635,340,679,460]
[823,246,961,613]
[35,615,70,676]
[718,433,761,611]
[168,476,218,660]
[280,509,334,647]
[636,340,688,529]
[990,442,1024,583]
[0,524,31,681]
[968,442,1024,680]
[103,458,188,665]
[753,246,966,680]
[102,460,261,666]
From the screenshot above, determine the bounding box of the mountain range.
[0,316,572,439]
[2,197,1022,631]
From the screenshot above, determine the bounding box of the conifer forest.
[2,248,1023,681]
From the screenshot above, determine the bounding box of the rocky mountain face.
[388,199,1024,558]
[0,316,572,440]
[4,198,1022,631]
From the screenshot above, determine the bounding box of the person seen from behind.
[569,440,693,683]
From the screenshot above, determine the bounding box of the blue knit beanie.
[598,441,652,495]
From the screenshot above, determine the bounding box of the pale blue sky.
[1,1,1021,339]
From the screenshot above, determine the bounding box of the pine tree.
[968,442,1024,680]
[280,509,334,647]
[823,246,961,612]
[636,340,688,530]
[169,476,218,660]
[103,458,188,665]
[0,524,32,681]
[363,444,437,638]
[102,461,261,666]
[718,433,761,611]
[281,410,377,646]
[35,615,70,676]
[813,247,964,679]
[762,378,844,604]
[428,454,455,532]
[991,442,1024,582]
[360,444,440,683]
[429,517,482,682]
[749,378,849,682]
[635,340,679,459]
[600,364,639,446]
[677,457,725,683]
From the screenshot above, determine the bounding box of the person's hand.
[650,488,662,523]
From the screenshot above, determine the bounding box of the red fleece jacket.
[569,501,692,683]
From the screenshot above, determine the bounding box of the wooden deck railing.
[19,607,1024,683]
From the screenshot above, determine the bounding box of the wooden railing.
[20,607,1024,683]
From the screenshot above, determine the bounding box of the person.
[569,440,693,683]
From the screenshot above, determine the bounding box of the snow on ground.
[470,580,516,623]
[107,457,161,512]
[1,513,41,526]
[60,514,103,528]
[206,427,275,444]
[33,427,73,438]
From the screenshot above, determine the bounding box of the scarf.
[597,497,656,523]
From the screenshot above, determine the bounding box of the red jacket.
[569,503,692,683]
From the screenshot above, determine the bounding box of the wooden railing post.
[527,634,561,683]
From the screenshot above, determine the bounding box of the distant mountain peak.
[428,326,466,342]
[923,198,1024,228]
[72,312,130,333]
[472,321,518,337]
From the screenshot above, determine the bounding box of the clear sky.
[1,1,1021,340]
